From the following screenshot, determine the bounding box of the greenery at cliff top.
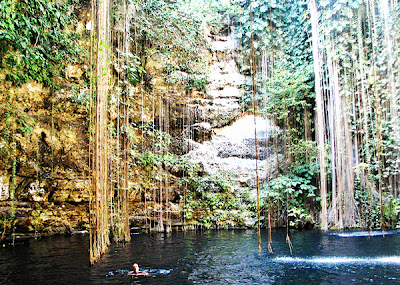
[0,0,82,86]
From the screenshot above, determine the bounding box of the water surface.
[1,229,400,284]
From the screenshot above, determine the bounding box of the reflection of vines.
[1,213,8,242]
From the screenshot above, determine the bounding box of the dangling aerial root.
[286,234,293,256]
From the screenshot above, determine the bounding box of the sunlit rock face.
[183,122,214,143]
[185,115,281,189]
[193,27,244,129]
[178,25,283,190]
[157,24,244,136]
[0,173,9,201]
[192,98,243,129]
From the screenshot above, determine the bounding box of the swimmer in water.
[128,263,149,276]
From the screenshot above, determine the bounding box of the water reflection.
[1,229,400,284]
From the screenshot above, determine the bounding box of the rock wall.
[126,23,282,231]
[185,115,281,189]
[0,8,267,236]
[0,1,92,235]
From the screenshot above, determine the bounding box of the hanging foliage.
[130,0,207,67]
[89,0,111,264]
[0,0,82,86]
[310,0,400,229]
[234,0,400,230]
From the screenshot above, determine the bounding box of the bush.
[0,0,82,86]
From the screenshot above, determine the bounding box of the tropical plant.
[0,0,82,86]
[131,0,206,66]
[263,64,314,138]
[181,170,251,228]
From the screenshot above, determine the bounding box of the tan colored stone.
[52,190,70,202]
[0,173,9,201]
[145,54,164,76]
[76,21,85,34]
[66,65,84,79]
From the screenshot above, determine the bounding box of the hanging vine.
[89,0,111,264]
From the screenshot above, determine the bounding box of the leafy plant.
[115,50,144,86]
[0,0,82,86]
[131,0,207,66]
[261,162,320,228]
[180,169,252,228]
[263,65,313,126]
[384,196,400,229]
[236,0,312,68]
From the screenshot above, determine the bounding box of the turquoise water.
[1,229,400,284]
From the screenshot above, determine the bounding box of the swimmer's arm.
[128,271,149,276]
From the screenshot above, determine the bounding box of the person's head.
[133,263,140,273]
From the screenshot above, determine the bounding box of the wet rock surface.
[185,115,282,189]
[0,201,89,235]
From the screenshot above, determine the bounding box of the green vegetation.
[233,0,400,230]
[262,163,320,228]
[231,0,319,228]
[262,65,314,137]
[235,0,314,135]
[182,170,252,229]
[132,0,206,66]
[132,0,228,93]
[135,124,174,168]
[235,0,312,66]
[0,0,86,240]
[0,0,82,86]
[0,0,82,180]
[383,196,400,229]
[116,51,144,87]
[133,123,252,229]
[1,0,400,238]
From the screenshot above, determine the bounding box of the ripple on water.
[331,229,400,237]
[2,230,400,284]
[274,256,400,264]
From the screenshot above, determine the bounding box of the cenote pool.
[1,229,400,284]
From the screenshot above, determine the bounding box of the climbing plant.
[0,0,82,86]
[236,0,312,68]
[181,169,252,229]
[262,64,314,139]
[236,0,315,141]
[131,0,206,66]
[262,171,319,228]
[309,0,400,229]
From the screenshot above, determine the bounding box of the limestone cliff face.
[0,6,255,236]
[0,1,92,234]
[126,22,256,230]
[0,73,91,234]
[142,32,243,135]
